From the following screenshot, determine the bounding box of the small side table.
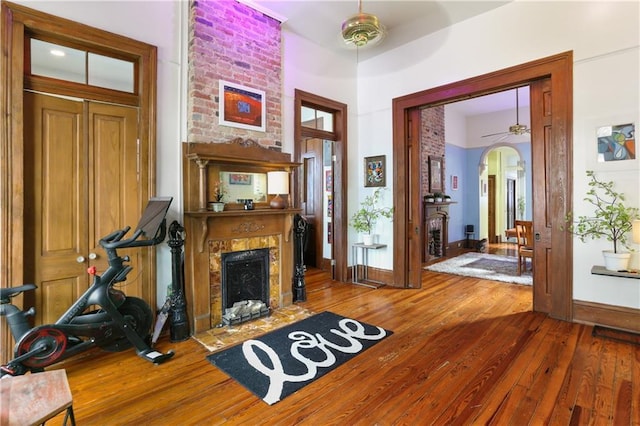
[352,243,387,288]
[0,369,76,425]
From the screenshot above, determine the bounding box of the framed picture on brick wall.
[219,80,266,132]
[428,155,443,192]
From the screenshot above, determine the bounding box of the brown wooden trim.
[573,300,640,334]
[294,89,348,283]
[0,3,26,364]
[392,51,573,321]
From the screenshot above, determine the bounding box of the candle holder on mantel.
[267,171,289,209]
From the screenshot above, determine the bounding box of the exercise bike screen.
[135,197,173,239]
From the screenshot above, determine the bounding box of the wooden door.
[507,178,516,229]
[301,138,324,269]
[488,175,496,243]
[530,78,553,314]
[406,108,423,288]
[24,92,144,324]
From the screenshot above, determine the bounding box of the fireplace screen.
[221,248,270,325]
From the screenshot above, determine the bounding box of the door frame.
[0,2,157,362]
[294,90,348,282]
[392,51,573,321]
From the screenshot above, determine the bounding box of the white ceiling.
[248,0,526,117]
[248,1,510,61]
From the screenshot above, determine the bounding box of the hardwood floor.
[42,266,638,425]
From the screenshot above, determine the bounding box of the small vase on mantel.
[209,202,225,212]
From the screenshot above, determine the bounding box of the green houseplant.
[350,188,394,245]
[564,170,639,270]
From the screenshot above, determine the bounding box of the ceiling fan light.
[509,124,529,135]
[341,12,384,47]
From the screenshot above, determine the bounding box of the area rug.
[424,252,532,285]
[206,311,393,405]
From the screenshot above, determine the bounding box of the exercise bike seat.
[0,284,36,301]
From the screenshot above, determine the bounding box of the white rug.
[424,252,532,286]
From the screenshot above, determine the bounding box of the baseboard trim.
[573,300,640,333]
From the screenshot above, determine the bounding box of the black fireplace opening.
[221,248,270,325]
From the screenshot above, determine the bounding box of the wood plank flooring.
[42,264,639,425]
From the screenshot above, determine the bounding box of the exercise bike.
[0,197,175,377]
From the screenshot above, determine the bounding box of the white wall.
[280,31,362,263]
[355,1,640,308]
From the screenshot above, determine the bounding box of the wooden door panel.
[41,277,81,322]
[531,78,553,314]
[25,92,88,324]
[407,108,422,288]
[25,94,147,325]
[89,103,144,298]
[488,175,496,243]
[301,138,324,269]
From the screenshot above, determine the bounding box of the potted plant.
[209,181,227,212]
[443,194,452,202]
[433,192,444,203]
[563,170,639,271]
[350,188,394,245]
[424,193,435,203]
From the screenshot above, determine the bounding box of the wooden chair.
[515,220,534,275]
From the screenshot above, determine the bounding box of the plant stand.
[352,242,387,288]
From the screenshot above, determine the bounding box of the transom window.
[301,106,334,132]
[29,38,135,93]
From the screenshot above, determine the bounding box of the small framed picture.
[219,80,266,132]
[596,123,635,162]
[364,155,386,187]
[228,173,252,185]
[451,175,459,190]
[429,156,443,192]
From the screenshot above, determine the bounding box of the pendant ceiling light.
[341,0,385,48]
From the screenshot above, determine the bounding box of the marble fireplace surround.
[182,141,301,333]
[210,235,281,326]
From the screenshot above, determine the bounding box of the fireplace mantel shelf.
[185,208,302,253]
[185,208,301,217]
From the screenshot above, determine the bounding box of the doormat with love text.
[206,311,393,405]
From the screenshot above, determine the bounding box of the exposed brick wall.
[188,0,282,149]
[421,106,445,195]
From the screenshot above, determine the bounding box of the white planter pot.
[209,202,225,212]
[602,250,631,271]
[362,234,374,246]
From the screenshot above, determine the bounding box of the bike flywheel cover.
[16,326,68,368]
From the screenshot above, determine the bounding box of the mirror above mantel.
[182,139,301,213]
[219,171,267,203]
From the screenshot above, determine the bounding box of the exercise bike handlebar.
[99,219,167,250]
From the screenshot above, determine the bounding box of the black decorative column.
[167,220,190,341]
[292,214,308,302]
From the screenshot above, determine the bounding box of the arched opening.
[478,143,530,244]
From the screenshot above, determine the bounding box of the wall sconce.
[267,171,289,209]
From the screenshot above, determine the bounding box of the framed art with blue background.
[219,80,266,132]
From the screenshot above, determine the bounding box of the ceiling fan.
[481,87,530,140]
[341,0,385,48]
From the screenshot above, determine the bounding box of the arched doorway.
[478,144,530,244]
